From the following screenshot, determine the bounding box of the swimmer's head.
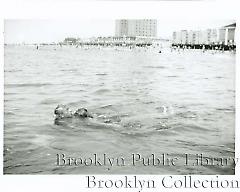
[74,108,93,118]
[54,104,73,118]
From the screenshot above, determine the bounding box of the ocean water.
[4,45,235,174]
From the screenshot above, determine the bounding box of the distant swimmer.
[202,45,205,53]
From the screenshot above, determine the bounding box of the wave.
[166,75,179,78]
[215,107,235,113]
[215,76,224,79]
[173,123,211,133]
[96,73,108,76]
[4,111,16,116]
[60,68,78,72]
[4,69,22,73]
[143,66,166,69]
[176,111,198,119]
[68,100,88,106]
[175,139,200,148]
[5,83,53,88]
[93,88,111,94]
[4,92,17,95]
[4,163,32,169]
[39,99,59,105]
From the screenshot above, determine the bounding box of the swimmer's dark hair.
[74,108,93,118]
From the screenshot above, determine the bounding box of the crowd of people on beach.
[171,43,236,53]
[33,42,236,54]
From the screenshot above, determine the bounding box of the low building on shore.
[224,23,236,45]
[60,36,165,48]
[63,37,80,45]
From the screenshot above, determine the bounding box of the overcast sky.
[4,19,234,44]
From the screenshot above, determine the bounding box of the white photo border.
[0,0,239,191]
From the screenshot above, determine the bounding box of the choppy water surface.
[4,45,235,174]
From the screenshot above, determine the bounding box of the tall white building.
[210,29,218,44]
[172,23,236,45]
[115,19,157,38]
[172,31,184,44]
[181,30,188,44]
[188,30,201,44]
[187,30,194,44]
[217,28,226,44]
[115,20,128,37]
[200,29,211,44]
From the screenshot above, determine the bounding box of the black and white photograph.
[3,18,236,175]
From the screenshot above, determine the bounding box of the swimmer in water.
[54,104,93,120]
[53,104,122,129]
